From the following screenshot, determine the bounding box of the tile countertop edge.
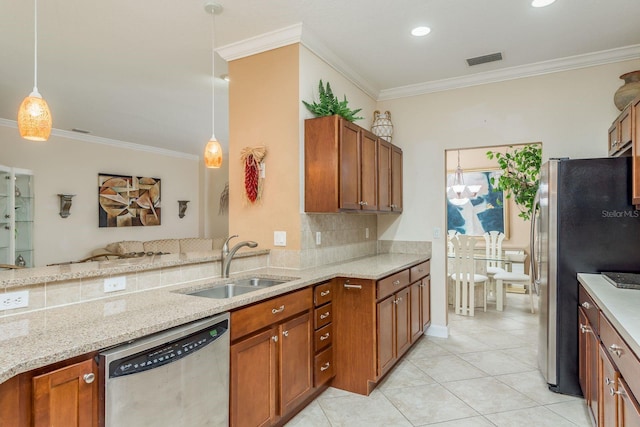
[578,273,640,359]
[0,253,429,385]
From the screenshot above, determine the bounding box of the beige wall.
[228,45,301,250]
[376,58,640,333]
[0,125,201,266]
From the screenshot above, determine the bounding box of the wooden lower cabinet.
[579,307,599,424]
[600,343,619,426]
[0,354,98,427]
[618,378,640,427]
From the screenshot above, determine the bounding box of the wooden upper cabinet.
[391,145,403,212]
[305,115,400,213]
[632,96,640,207]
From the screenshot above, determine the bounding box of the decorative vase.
[614,70,640,111]
[371,110,394,142]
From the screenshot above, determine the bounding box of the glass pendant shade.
[204,136,222,168]
[18,91,52,141]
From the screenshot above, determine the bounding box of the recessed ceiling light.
[531,0,556,7]
[411,26,431,37]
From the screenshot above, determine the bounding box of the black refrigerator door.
[553,156,640,395]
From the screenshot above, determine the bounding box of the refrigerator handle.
[530,189,541,291]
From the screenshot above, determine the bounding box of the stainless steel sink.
[185,277,295,299]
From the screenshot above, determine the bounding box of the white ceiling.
[1,0,639,156]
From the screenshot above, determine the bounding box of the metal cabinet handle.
[359,201,368,206]
[581,301,592,309]
[83,373,95,384]
[282,330,289,337]
[605,377,614,385]
[344,283,362,289]
[390,204,397,209]
[320,290,330,297]
[272,335,278,342]
[272,305,285,314]
[320,362,330,372]
[579,323,591,334]
[320,332,330,341]
[320,312,330,320]
[393,280,401,286]
[610,387,625,397]
[609,344,623,357]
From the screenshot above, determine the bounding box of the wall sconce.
[58,194,75,218]
[178,200,189,218]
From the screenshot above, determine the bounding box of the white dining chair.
[494,269,535,313]
[483,231,506,298]
[450,235,488,316]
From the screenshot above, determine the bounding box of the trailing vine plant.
[486,144,542,221]
[302,79,363,122]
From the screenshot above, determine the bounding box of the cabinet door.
[339,120,361,210]
[395,287,411,358]
[579,308,599,424]
[360,130,378,211]
[391,145,403,212]
[32,358,97,427]
[377,139,392,212]
[377,295,396,376]
[618,377,640,427]
[632,97,640,206]
[600,344,619,427]
[279,312,312,416]
[420,277,431,330]
[231,328,277,427]
[409,281,422,342]
[578,309,588,398]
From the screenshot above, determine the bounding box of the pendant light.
[448,150,482,206]
[18,0,52,141]
[203,2,223,168]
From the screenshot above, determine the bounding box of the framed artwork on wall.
[98,173,161,227]
[446,169,508,237]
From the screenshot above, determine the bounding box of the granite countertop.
[577,273,640,358]
[0,253,428,384]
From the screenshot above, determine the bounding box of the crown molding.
[0,118,199,161]
[378,44,640,101]
[216,23,303,62]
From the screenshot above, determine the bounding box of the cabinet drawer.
[314,282,333,307]
[231,288,312,341]
[314,303,333,329]
[600,313,640,399]
[377,269,410,300]
[410,261,430,282]
[314,323,333,352]
[314,346,334,387]
[578,285,599,335]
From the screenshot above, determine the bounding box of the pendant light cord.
[33,0,39,93]
[210,9,216,140]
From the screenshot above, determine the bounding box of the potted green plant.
[486,144,542,221]
[302,80,363,122]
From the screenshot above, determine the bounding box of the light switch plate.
[104,276,127,293]
[274,231,287,247]
[316,231,321,245]
[365,228,370,239]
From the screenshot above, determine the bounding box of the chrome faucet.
[221,235,258,278]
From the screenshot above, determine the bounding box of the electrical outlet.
[365,228,370,239]
[316,231,321,245]
[274,231,287,247]
[104,276,127,293]
[1,290,29,310]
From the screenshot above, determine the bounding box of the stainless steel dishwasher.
[100,313,229,426]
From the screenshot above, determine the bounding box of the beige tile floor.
[286,292,592,426]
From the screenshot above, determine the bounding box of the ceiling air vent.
[466,52,503,67]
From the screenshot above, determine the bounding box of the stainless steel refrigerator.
[534,156,640,396]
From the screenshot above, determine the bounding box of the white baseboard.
[425,323,449,338]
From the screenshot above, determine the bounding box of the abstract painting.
[98,173,161,227]
[446,169,508,237]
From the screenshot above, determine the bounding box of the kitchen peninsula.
[0,247,430,426]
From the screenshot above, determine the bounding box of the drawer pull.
[579,323,590,334]
[272,335,278,342]
[320,362,331,372]
[320,332,330,341]
[609,344,623,357]
[393,280,401,286]
[272,305,285,314]
[417,268,424,273]
[359,201,368,206]
[320,290,331,297]
[610,387,625,397]
[320,312,330,320]
[605,377,614,386]
[83,373,95,384]
[282,330,289,337]
[581,301,592,309]
[393,297,402,305]
[344,283,362,289]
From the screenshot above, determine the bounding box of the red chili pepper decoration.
[245,154,259,203]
